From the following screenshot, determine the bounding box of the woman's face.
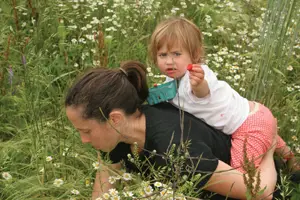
[66,106,121,152]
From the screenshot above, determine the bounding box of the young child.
[148,17,298,172]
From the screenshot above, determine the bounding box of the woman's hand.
[92,152,122,200]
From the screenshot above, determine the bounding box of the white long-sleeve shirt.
[166,65,249,135]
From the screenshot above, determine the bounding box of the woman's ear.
[108,110,125,126]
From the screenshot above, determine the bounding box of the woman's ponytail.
[120,60,149,103]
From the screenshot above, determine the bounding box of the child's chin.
[168,73,184,79]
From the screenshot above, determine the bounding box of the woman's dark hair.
[65,60,149,121]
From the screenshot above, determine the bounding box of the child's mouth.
[166,68,176,76]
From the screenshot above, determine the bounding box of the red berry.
[153,83,158,87]
[187,64,193,71]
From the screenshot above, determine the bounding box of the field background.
[0,0,299,199]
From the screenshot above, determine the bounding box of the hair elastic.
[119,68,128,76]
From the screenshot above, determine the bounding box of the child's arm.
[188,64,210,98]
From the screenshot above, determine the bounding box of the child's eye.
[173,52,181,57]
[158,53,167,58]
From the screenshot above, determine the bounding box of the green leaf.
[272,68,286,78]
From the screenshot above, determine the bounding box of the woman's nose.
[80,134,91,144]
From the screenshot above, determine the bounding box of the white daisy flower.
[110,195,120,200]
[144,185,153,195]
[71,189,80,195]
[46,156,53,162]
[108,188,118,196]
[287,65,293,71]
[102,193,110,199]
[92,161,101,170]
[53,178,64,187]
[122,173,132,181]
[123,191,134,197]
[154,181,162,187]
[108,176,116,184]
[2,172,12,180]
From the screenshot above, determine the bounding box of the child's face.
[156,43,193,79]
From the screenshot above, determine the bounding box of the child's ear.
[194,49,202,63]
[108,110,125,126]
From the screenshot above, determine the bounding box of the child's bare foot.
[287,156,300,172]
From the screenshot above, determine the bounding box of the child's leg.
[275,136,289,156]
[230,103,277,173]
[275,136,300,171]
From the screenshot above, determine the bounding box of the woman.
[65,61,277,200]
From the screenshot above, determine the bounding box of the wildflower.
[95,198,103,200]
[290,116,298,122]
[226,76,233,80]
[141,181,149,187]
[53,178,64,187]
[122,173,132,181]
[296,147,300,154]
[110,196,120,200]
[205,15,212,24]
[286,86,294,92]
[170,7,180,14]
[292,135,298,141]
[180,2,187,8]
[123,191,134,197]
[154,181,162,187]
[71,189,80,195]
[108,176,116,184]
[160,188,169,196]
[53,163,61,168]
[2,172,12,180]
[71,38,78,44]
[78,38,86,44]
[108,188,118,196]
[102,193,110,199]
[85,179,90,187]
[46,156,53,162]
[144,185,153,195]
[93,161,101,170]
[287,65,293,71]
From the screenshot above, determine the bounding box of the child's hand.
[188,64,205,87]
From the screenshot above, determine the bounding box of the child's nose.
[165,55,174,65]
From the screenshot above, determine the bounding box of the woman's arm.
[205,147,277,200]
[92,162,122,200]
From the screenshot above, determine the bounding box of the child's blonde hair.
[148,17,205,64]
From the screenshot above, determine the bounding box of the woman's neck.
[121,110,146,150]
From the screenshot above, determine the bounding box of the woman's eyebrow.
[77,128,89,131]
